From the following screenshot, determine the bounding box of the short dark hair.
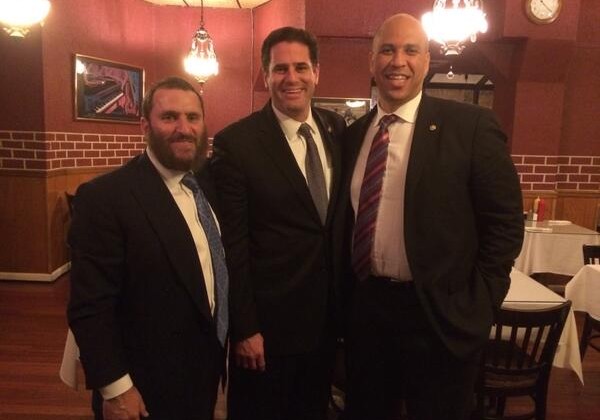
[261,26,319,71]
[142,76,204,120]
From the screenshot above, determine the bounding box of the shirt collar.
[146,146,188,190]
[271,103,318,141]
[376,91,422,125]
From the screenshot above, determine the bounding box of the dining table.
[505,268,584,384]
[514,220,600,276]
[565,264,600,321]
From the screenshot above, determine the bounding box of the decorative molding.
[0,262,71,282]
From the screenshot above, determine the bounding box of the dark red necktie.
[352,114,398,281]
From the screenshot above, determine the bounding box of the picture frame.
[312,97,372,126]
[74,54,145,123]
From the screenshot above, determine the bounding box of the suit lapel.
[405,95,442,207]
[256,103,323,223]
[131,154,212,322]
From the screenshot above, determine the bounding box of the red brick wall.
[3,131,599,195]
[513,155,600,192]
[0,131,144,171]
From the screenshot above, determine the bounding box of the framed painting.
[312,97,371,126]
[74,54,144,123]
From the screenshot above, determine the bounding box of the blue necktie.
[181,173,229,347]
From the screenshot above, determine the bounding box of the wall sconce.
[0,0,51,38]
[422,0,488,56]
[183,0,219,93]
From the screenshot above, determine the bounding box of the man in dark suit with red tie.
[337,14,524,420]
[67,77,226,420]
[211,27,345,420]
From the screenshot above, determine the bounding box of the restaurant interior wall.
[251,0,305,111]
[0,0,599,280]
[0,0,253,280]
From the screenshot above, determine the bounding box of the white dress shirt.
[100,147,216,399]
[350,92,422,281]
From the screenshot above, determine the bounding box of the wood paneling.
[0,168,109,279]
[555,192,600,230]
[523,190,600,230]
[0,174,48,273]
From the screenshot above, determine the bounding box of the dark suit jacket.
[67,153,223,418]
[337,95,524,360]
[211,102,346,355]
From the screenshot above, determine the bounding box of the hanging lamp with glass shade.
[183,0,219,93]
[421,0,488,56]
[0,0,51,38]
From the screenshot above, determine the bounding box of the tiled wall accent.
[1,131,599,193]
[512,155,600,192]
[0,131,145,171]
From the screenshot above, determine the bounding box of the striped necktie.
[181,173,229,347]
[351,114,399,281]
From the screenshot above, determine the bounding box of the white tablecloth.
[565,264,600,321]
[514,221,600,276]
[59,329,80,389]
[505,268,584,384]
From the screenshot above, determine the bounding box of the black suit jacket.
[211,102,346,355]
[67,153,223,417]
[337,95,524,360]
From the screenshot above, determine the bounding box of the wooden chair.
[474,301,571,420]
[582,244,600,265]
[579,245,600,359]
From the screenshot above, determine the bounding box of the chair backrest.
[583,244,600,265]
[484,301,571,382]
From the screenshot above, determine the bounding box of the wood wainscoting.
[0,167,110,281]
[522,190,600,231]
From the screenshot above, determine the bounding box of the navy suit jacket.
[337,95,524,359]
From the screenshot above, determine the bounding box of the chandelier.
[183,0,219,92]
[421,0,488,56]
[0,0,51,37]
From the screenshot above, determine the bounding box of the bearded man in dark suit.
[211,27,346,420]
[68,76,226,420]
[337,14,524,420]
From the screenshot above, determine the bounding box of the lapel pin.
[429,124,437,132]
[328,125,333,133]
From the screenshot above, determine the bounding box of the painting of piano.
[74,54,144,123]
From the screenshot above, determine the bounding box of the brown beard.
[146,125,208,172]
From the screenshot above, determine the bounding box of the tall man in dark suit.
[211,27,345,420]
[67,77,227,420]
[339,14,524,420]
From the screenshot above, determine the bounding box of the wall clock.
[524,0,562,24]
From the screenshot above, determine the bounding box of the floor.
[0,273,599,419]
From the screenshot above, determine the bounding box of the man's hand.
[234,333,266,371]
[103,386,149,420]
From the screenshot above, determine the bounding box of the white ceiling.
[143,0,271,8]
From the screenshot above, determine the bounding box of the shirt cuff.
[99,374,134,400]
